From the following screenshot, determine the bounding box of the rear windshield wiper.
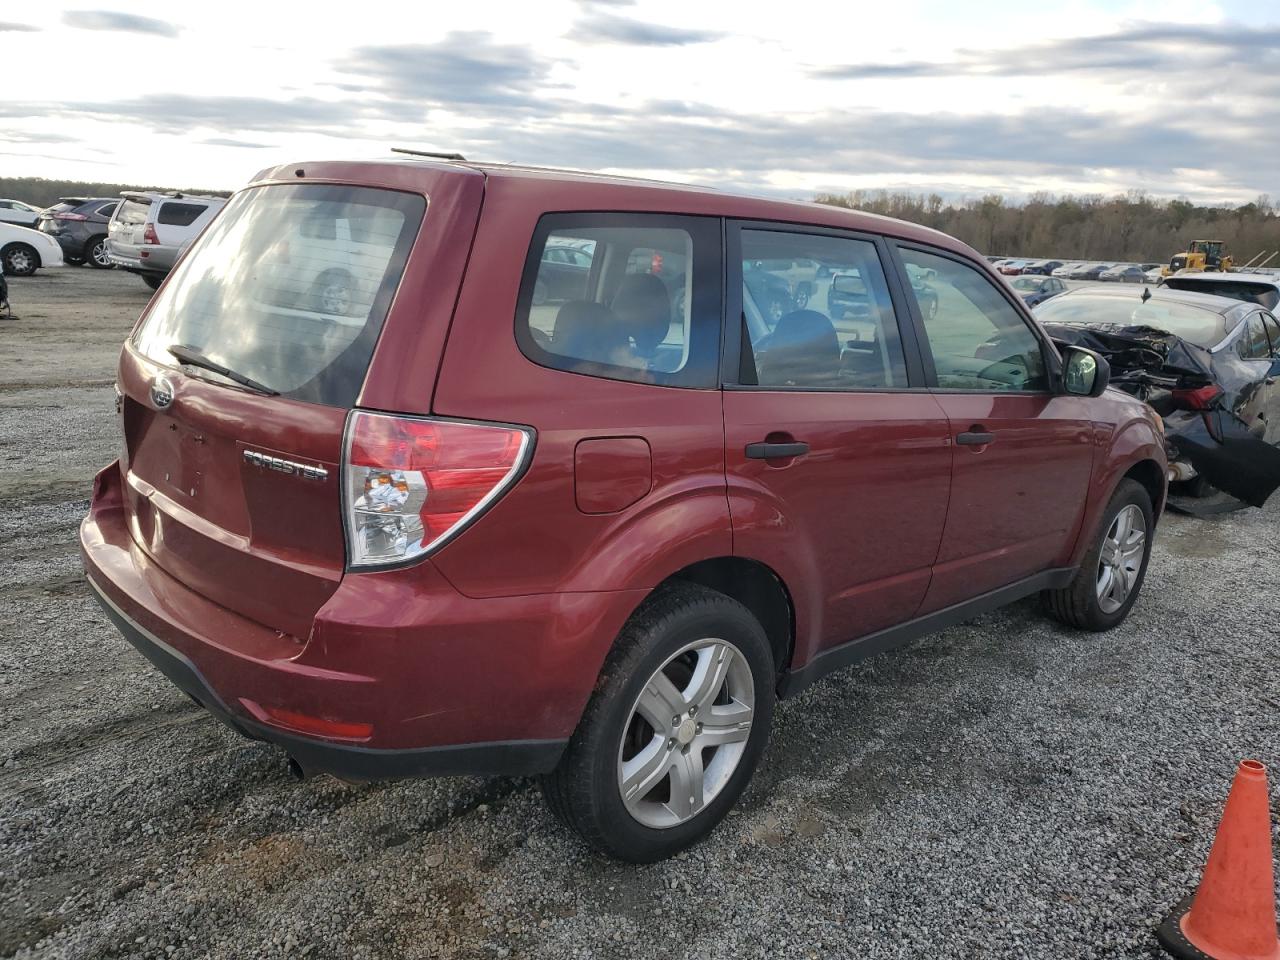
[167,344,279,396]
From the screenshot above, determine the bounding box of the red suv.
[81,158,1167,862]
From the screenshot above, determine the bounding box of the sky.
[2,0,1278,204]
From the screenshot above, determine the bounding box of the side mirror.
[1061,346,1110,397]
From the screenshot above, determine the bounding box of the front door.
[892,245,1096,612]
[722,225,952,661]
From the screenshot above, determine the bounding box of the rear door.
[120,182,441,638]
[891,244,1095,612]
[722,224,952,654]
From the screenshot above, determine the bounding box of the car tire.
[1,243,39,277]
[86,236,113,269]
[541,582,776,863]
[1041,478,1154,632]
[141,274,163,291]
[311,269,355,316]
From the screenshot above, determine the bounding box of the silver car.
[107,192,226,289]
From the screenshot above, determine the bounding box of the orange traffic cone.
[1157,759,1280,960]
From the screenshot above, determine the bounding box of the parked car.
[998,259,1029,276]
[1010,274,1066,307]
[0,221,66,276]
[82,158,1167,863]
[1021,259,1064,276]
[0,199,41,229]
[1037,286,1280,502]
[107,192,226,289]
[1068,262,1113,281]
[1162,272,1280,310]
[1143,265,1166,284]
[35,197,119,268]
[1052,261,1083,278]
[1100,264,1147,283]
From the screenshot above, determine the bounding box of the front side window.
[739,230,906,389]
[516,214,719,387]
[900,248,1048,391]
[133,184,424,407]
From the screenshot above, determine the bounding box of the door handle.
[745,441,810,460]
[955,430,995,446]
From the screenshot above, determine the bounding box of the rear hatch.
[119,182,430,638]
[109,195,152,253]
[38,199,84,236]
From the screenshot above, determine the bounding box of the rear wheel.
[1,243,39,277]
[541,582,775,862]
[141,274,163,291]
[1042,478,1153,631]
[86,236,112,269]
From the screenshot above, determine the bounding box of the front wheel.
[1042,478,1154,631]
[541,582,775,862]
[1,243,39,277]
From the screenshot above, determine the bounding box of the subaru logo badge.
[150,375,175,410]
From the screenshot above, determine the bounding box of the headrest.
[612,272,671,355]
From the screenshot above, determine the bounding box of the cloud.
[568,12,723,46]
[812,21,1280,81]
[338,32,557,115]
[201,137,275,149]
[0,21,39,32]
[61,10,179,38]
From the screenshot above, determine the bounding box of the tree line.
[2,177,231,210]
[814,190,1280,266]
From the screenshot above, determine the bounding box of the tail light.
[54,212,88,221]
[343,411,533,568]
[143,223,159,244]
[1171,384,1223,410]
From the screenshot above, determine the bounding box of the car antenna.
[391,147,467,161]
[1141,286,1152,302]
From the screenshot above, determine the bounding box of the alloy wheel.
[6,248,34,275]
[617,638,755,829]
[91,241,112,267]
[1096,503,1146,614]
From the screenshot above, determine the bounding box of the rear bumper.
[107,243,174,273]
[86,579,565,779]
[81,462,644,780]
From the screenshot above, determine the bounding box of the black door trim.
[777,566,1076,698]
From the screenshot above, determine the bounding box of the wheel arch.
[659,556,795,679]
[1122,457,1166,521]
[1,241,41,272]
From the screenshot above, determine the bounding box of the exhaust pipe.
[286,756,307,781]
[1167,461,1198,483]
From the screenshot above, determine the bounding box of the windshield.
[132,183,425,407]
[1035,294,1230,348]
[1011,277,1042,291]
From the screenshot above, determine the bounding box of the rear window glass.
[46,201,80,214]
[116,199,150,225]
[1035,294,1229,348]
[515,213,721,388]
[132,184,425,407]
[157,202,208,227]
[1163,278,1280,310]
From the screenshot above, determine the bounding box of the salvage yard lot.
[2,268,1278,960]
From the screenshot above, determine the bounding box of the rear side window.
[1237,314,1272,360]
[157,202,208,227]
[132,184,424,408]
[516,213,721,387]
[738,229,907,389]
[95,203,118,218]
[117,199,150,225]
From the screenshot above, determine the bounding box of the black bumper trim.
[87,576,568,780]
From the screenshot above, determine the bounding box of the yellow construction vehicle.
[1163,240,1233,276]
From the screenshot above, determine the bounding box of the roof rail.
[391,147,467,161]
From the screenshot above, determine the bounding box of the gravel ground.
[2,267,1278,960]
